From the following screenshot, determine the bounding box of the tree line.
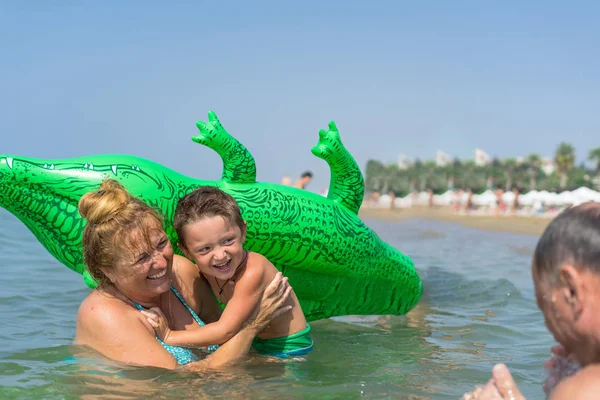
[365,143,600,197]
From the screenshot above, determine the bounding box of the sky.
[1,1,599,191]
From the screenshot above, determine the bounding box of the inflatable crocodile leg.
[311,122,365,214]
[193,111,256,184]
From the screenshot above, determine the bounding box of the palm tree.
[423,160,436,190]
[588,147,600,173]
[463,160,475,187]
[365,159,386,193]
[526,153,542,190]
[503,157,517,191]
[555,142,576,189]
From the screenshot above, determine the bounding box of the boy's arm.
[148,263,266,348]
[183,272,292,370]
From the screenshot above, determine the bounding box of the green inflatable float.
[0,112,422,321]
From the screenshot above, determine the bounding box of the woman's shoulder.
[76,289,145,334]
[171,254,202,292]
[74,289,176,369]
[173,254,201,279]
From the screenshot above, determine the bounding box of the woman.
[74,179,293,370]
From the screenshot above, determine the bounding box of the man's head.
[296,171,313,189]
[533,202,600,365]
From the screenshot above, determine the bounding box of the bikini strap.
[131,286,219,352]
[169,286,207,327]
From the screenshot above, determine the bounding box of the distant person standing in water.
[294,171,313,189]
[281,176,292,186]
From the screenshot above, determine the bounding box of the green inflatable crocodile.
[0,112,422,321]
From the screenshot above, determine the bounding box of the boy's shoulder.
[245,251,278,274]
[246,251,268,265]
[234,251,274,288]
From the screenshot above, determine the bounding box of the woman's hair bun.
[78,179,130,224]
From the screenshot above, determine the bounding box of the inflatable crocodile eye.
[0,111,422,320]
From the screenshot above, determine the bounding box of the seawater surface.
[0,210,553,399]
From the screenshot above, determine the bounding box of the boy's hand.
[141,307,172,342]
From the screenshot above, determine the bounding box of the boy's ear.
[241,221,247,242]
[178,242,191,259]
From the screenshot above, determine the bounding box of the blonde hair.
[78,179,163,285]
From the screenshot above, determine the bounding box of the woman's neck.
[100,283,169,309]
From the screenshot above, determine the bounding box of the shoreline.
[358,207,552,236]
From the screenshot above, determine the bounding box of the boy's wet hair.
[174,186,244,248]
[534,203,600,283]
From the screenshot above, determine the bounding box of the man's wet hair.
[301,171,313,178]
[534,203,600,282]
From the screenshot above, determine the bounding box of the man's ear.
[559,264,586,319]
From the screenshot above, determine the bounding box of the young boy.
[143,186,313,358]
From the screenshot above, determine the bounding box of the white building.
[436,150,453,167]
[397,155,413,170]
[475,148,491,166]
[541,158,556,175]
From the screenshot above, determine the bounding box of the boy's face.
[181,216,246,281]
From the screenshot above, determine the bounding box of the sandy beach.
[359,206,552,236]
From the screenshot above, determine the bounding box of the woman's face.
[104,223,174,302]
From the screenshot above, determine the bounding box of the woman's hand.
[247,272,293,333]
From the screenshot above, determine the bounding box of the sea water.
[0,210,553,399]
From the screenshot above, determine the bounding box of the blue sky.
[1,1,599,191]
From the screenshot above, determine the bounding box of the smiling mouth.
[213,260,232,272]
[147,269,167,280]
